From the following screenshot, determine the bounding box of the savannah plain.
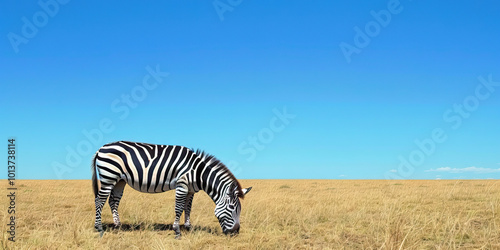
[1,179,500,249]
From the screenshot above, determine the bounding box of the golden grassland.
[1,179,500,249]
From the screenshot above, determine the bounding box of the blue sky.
[1,1,499,180]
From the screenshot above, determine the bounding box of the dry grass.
[1,179,500,249]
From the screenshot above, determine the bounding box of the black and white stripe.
[91,141,251,237]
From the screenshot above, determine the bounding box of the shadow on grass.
[102,223,217,234]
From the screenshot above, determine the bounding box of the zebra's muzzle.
[224,223,240,235]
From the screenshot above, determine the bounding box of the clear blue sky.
[1,1,499,180]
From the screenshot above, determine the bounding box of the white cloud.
[389,169,397,173]
[339,174,346,177]
[425,166,500,174]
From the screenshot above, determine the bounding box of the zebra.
[91,141,252,237]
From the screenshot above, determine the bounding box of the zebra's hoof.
[175,233,182,240]
[173,223,181,235]
[99,231,104,238]
[184,224,192,231]
[95,225,103,232]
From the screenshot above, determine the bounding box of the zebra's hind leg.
[184,193,194,231]
[172,179,189,238]
[109,180,126,228]
[95,180,117,233]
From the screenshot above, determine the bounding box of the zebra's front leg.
[173,182,189,238]
[184,193,194,231]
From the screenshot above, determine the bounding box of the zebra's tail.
[91,152,99,199]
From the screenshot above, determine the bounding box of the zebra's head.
[215,183,252,235]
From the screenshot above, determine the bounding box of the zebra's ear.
[242,187,252,195]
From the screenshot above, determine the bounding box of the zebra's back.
[95,141,196,193]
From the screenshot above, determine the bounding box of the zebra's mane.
[193,149,245,199]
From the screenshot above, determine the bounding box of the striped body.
[92,141,251,237]
[97,142,201,193]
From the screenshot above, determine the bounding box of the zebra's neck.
[196,161,231,205]
[189,149,238,205]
